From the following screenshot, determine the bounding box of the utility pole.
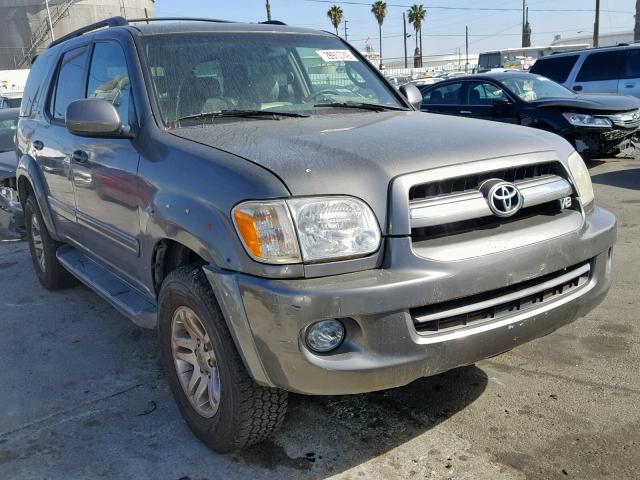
[465,25,469,73]
[266,0,272,21]
[344,19,348,42]
[44,0,55,42]
[419,27,423,68]
[635,0,640,42]
[593,0,600,47]
[521,0,526,47]
[403,12,408,68]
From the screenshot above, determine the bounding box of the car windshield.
[0,116,17,153]
[141,32,405,126]
[501,75,576,102]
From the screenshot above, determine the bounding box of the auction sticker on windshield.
[316,49,358,62]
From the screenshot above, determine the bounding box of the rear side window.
[575,51,623,82]
[86,42,132,124]
[422,82,463,104]
[623,49,640,79]
[529,55,578,83]
[50,46,88,120]
[19,53,54,117]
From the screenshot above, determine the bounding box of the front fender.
[16,154,59,240]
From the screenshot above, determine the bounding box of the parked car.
[16,17,615,453]
[418,72,640,158]
[0,94,22,109]
[0,107,21,231]
[530,44,640,98]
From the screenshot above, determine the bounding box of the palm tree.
[327,5,343,36]
[407,4,426,67]
[371,1,387,69]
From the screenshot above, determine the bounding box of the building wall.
[0,0,154,70]
[551,31,634,48]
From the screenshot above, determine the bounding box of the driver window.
[467,82,508,105]
[86,42,132,124]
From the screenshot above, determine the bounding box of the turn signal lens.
[232,201,301,264]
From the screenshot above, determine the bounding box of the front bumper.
[571,126,637,157]
[204,206,616,395]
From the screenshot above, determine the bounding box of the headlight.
[232,197,381,264]
[567,151,594,206]
[232,200,301,264]
[563,112,612,128]
[287,197,381,262]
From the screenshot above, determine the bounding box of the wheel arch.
[16,154,59,240]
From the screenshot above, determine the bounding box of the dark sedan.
[418,72,640,158]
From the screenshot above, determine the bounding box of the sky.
[155,0,636,65]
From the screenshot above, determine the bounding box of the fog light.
[305,320,345,353]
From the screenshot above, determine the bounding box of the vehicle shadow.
[591,168,640,191]
[235,365,488,477]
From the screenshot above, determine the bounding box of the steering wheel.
[308,89,343,102]
[345,63,368,88]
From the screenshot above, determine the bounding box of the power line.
[303,0,631,14]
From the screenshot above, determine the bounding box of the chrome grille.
[409,162,563,201]
[605,109,640,129]
[408,161,574,231]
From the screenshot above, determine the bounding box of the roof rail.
[127,17,236,24]
[48,16,127,48]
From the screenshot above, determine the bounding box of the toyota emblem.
[480,179,523,217]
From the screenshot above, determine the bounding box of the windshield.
[141,32,404,126]
[501,75,576,102]
[0,116,17,153]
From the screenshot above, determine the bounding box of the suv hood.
[171,111,572,233]
[531,93,640,112]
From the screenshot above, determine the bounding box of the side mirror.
[492,98,511,108]
[65,98,129,137]
[398,83,423,109]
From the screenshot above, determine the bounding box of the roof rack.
[126,17,236,24]
[47,16,240,48]
[261,20,287,25]
[48,16,127,48]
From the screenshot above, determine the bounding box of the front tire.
[24,195,77,290]
[158,265,287,453]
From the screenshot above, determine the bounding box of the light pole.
[45,0,55,42]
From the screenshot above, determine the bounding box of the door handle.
[460,110,472,114]
[72,150,89,164]
[32,140,44,150]
[624,83,635,88]
[572,85,583,91]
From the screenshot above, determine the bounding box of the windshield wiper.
[177,109,309,122]
[313,101,409,112]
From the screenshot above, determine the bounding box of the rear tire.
[158,265,287,453]
[24,195,78,290]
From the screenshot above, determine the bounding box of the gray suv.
[16,17,616,452]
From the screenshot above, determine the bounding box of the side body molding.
[16,154,60,241]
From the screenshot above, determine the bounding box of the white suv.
[530,44,640,98]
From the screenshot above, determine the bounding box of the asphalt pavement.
[0,157,638,480]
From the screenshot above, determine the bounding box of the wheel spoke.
[173,333,196,351]
[175,350,197,366]
[194,374,209,404]
[187,366,201,395]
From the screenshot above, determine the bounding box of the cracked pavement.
[0,157,638,479]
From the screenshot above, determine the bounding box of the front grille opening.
[411,199,577,242]
[409,162,564,202]
[411,261,591,334]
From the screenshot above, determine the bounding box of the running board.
[56,245,157,328]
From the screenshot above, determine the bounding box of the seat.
[178,75,228,118]
[469,89,482,105]
[430,90,444,104]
